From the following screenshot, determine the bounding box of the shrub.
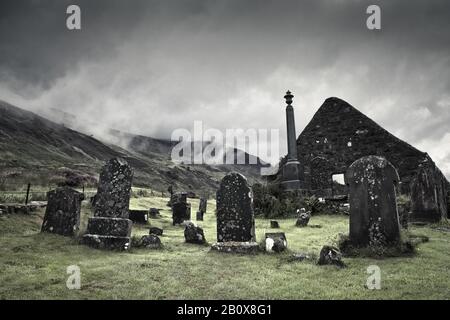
[252,183,303,218]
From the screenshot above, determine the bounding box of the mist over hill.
[0,100,266,195]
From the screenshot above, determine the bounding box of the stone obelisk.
[280,90,302,190]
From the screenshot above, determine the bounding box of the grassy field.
[0,195,449,300]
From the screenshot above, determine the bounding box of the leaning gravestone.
[41,187,84,236]
[83,158,133,250]
[211,172,258,253]
[345,156,401,246]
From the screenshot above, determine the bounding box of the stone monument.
[280,90,303,190]
[83,158,133,250]
[41,187,84,236]
[211,172,258,253]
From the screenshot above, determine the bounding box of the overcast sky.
[0,0,449,178]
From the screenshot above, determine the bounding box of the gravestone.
[212,173,258,253]
[149,226,163,236]
[345,156,401,246]
[318,246,345,268]
[410,164,447,222]
[135,234,162,249]
[296,209,311,227]
[270,220,280,228]
[149,208,161,218]
[129,209,148,224]
[184,222,206,244]
[171,192,191,225]
[41,187,84,236]
[196,197,207,221]
[265,232,287,253]
[83,158,133,250]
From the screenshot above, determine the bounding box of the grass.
[0,195,450,299]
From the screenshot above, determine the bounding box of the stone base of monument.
[83,216,132,250]
[82,234,131,250]
[211,241,260,254]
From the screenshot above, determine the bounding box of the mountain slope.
[0,100,265,194]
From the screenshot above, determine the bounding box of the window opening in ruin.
[332,174,345,185]
[332,173,348,196]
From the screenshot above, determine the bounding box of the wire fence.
[0,182,168,204]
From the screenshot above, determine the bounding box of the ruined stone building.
[270,97,449,222]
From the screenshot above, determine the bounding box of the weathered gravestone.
[295,208,311,227]
[265,232,287,253]
[345,156,401,246]
[318,245,345,268]
[83,158,133,250]
[184,222,206,244]
[171,192,191,225]
[41,187,84,236]
[270,220,280,228]
[211,173,258,253]
[129,209,148,224]
[149,208,161,218]
[410,164,448,223]
[196,197,207,221]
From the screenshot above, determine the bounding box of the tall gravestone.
[410,164,447,222]
[345,156,401,246]
[83,158,133,250]
[171,192,191,225]
[196,197,207,221]
[41,187,84,236]
[212,173,258,253]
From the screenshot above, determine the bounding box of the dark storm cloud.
[0,0,449,177]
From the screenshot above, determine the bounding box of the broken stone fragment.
[296,211,311,227]
[139,235,162,249]
[317,245,345,268]
[265,232,287,253]
[184,222,206,244]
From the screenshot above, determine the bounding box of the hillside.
[0,100,266,195]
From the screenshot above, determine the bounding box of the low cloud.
[0,0,449,177]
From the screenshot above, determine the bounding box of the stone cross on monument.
[280,90,302,190]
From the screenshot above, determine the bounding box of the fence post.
[25,183,31,205]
